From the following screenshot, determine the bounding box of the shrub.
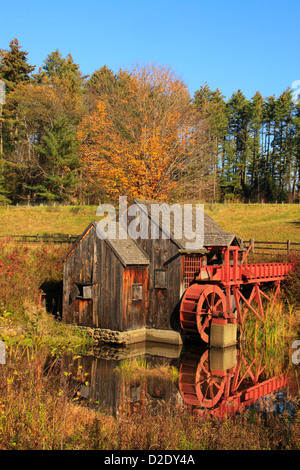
[0,239,65,314]
[284,252,300,308]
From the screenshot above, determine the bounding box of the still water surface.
[62,341,299,420]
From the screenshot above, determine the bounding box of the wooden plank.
[100,240,124,331]
[62,225,97,328]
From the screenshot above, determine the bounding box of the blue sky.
[1,0,299,100]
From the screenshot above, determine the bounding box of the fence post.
[287,239,291,256]
[250,238,254,253]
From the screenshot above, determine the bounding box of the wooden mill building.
[62,198,243,345]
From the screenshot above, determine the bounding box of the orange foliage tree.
[77,64,192,203]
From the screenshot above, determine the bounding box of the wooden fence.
[0,234,299,257]
[0,234,78,244]
[243,239,300,257]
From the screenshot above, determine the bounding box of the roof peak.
[129,198,239,248]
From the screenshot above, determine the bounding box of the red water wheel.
[180,283,227,343]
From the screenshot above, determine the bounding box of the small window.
[132,283,143,301]
[81,285,92,299]
[154,269,167,289]
[70,282,93,302]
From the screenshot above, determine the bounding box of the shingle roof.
[131,198,238,249]
[96,221,149,266]
[62,221,149,266]
[63,198,243,264]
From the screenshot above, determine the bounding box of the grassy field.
[204,203,300,243]
[0,203,299,243]
[0,205,98,237]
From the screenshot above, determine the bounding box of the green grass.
[204,203,300,243]
[0,205,98,237]
[0,203,299,244]
[0,204,299,450]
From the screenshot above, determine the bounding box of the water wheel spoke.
[208,382,219,399]
[198,316,210,335]
[199,308,207,315]
[212,297,222,314]
[197,369,210,382]
[207,291,215,313]
[203,292,212,310]
[211,291,216,307]
[204,384,212,401]
[211,379,222,392]
[196,378,225,408]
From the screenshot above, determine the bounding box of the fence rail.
[243,238,300,256]
[0,234,78,244]
[0,234,299,255]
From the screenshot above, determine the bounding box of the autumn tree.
[78,64,193,203]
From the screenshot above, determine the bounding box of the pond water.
[61,340,299,420]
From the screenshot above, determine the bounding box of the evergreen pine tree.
[0,38,35,93]
[249,92,264,200]
[33,115,79,201]
[226,90,252,197]
[193,84,228,200]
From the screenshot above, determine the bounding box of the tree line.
[0,38,299,205]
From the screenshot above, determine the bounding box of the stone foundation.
[79,326,184,346]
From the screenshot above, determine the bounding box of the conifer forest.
[0,38,300,206]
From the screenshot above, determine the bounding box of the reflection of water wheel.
[195,350,226,408]
[179,357,200,406]
[180,284,227,343]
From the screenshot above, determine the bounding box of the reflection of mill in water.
[69,342,294,420]
[69,343,183,417]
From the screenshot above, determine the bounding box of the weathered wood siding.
[125,212,184,331]
[98,236,124,331]
[122,266,149,331]
[138,237,182,330]
[63,226,99,327]
[63,225,149,332]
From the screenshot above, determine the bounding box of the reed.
[241,294,298,346]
